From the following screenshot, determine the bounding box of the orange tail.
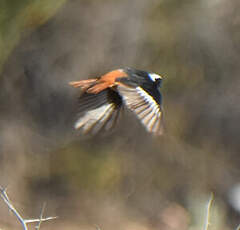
[69,79,97,90]
[86,82,110,94]
[69,69,126,94]
[69,78,111,94]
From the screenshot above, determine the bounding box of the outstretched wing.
[75,89,122,135]
[117,85,163,135]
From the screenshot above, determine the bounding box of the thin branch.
[204,192,214,230]
[0,186,28,230]
[0,185,57,230]
[25,216,58,224]
[35,202,46,230]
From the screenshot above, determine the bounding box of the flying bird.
[69,67,164,135]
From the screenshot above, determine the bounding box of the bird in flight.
[69,67,164,135]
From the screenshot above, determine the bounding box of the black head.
[148,72,163,88]
[124,67,163,88]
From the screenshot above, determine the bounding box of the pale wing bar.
[118,85,163,135]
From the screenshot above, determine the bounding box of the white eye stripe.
[148,73,162,82]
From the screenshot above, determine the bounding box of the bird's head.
[148,73,163,88]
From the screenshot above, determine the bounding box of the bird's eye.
[155,78,162,87]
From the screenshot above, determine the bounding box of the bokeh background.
[0,0,240,229]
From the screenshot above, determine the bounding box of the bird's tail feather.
[69,79,98,91]
[69,79,113,94]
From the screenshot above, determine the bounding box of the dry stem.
[0,186,57,230]
[203,193,214,230]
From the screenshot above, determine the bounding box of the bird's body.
[69,67,164,135]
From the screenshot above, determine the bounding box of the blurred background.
[0,0,240,229]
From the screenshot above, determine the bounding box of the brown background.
[0,0,240,229]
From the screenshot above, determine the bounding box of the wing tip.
[73,103,121,135]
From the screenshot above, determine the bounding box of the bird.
[69,67,164,135]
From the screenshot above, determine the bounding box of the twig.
[25,216,58,224]
[0,185,57,230]
[203,192,214,230]
[0,186,28,230]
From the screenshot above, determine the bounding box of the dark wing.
[117,85,163,135]
[75,89,122,135]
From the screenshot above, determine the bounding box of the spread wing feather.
[117,85,163,135]
[75,89,122,134]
